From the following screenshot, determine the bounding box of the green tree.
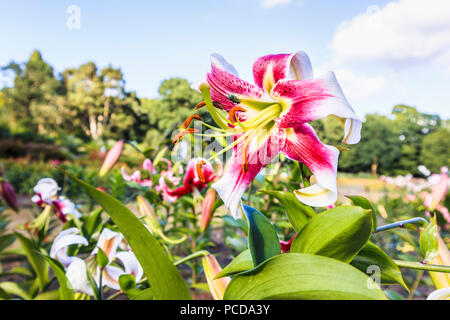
[420,128,450,172]
[1,50,65,136]
[339,114,402,175]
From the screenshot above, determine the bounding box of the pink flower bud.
[99,140,124,177]
[200,189,216,232]
[202,254,230,300]
[1,180,18,212]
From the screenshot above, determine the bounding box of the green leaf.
[131,288,154,300]
[215,250,253,279]
[347,195,378,232]
[82,208,103,237]
[60,169,190,300]
[41,255,75,300]
[350,242,408,290]
[96,247,109,268]
[0,234,15,252]
[14,232,49,291]
[420,216,439,261]
[34,290,59,300]
[119,274,136,293]
[259,190,315,232]
[290,206,373,263]
[0,281,32,300]
[243,205,281,266]
[224,253,387,300]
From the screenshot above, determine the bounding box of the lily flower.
[51,227,143,295]
[190,52,361,218]
[91,228,143,290]
[50,227,89,268]
[31,178,60,206]
[99,140,124,176]
[52,196,82,222]
[160,158,216,202]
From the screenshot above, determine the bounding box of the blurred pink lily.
[99,140,124,176]
[160,158,216,202]
[121,159,155,187]
[192,52,361,218]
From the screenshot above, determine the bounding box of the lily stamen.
[183,114,201,129]
[229,106,246,124]
[172,128,199,144]
[196,160,207,183]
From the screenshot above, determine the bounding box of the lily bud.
[429,231,450,289]
[200,189,216,232]
[0,179,19,212]
[429,167,448,211]
[136,195,161,232]
[99,140,124,177]
[202,254,230,300]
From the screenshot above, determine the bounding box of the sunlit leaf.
[224,253,387,300]
[290,206,372,263]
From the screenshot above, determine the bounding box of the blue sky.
[1,0,449,118]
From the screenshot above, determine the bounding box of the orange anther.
[242,144,248,173]
[196,160,207,183]
[183,114,201,129]
[195,101,206,110]
[172,128,198,144]
[228,106,246,124]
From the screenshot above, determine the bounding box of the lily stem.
[394,260,450,273]
[173,250,210,267]
[374,217,428,233]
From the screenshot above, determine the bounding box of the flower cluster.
[31,178,80,223]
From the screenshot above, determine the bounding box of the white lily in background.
[50,227,143,296]
[50,227,89,267]
[31,178,60,205]
[91,228,143,290]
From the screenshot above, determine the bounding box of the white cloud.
[333,69,387,101]
[330,0,450,71]
[261,0,292,9]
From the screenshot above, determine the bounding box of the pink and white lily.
[121,159,155,187]
[159,158,216,202]
[191,52,361,218]
[31,178,81,222]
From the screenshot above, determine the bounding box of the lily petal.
[212,128,284,219]
[101,265,124,290]
[282,124,339,207]
[207,53,274,113]
[66,257,94,296]
[33,178,60,203]
[92,228,122,262]
[50,228,88,267]
[253,51,313,93]
[272,72,361,144]
[115,251,144,283]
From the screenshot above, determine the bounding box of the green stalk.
[395,260,450,273]
[374,217,428,233]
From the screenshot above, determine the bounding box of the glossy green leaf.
[119,274,136,293]
[0,281,32,300]
[96,247,109,268]
[60,169,190,300]
[131,288,154,300]
[243,205,281,266]
[215,249,253,279]
[420,216,439,261]
[224,253,387,300]
[0,234,15,252]
[14,232,49,291]
[351,242,408,290]
[42,255,75,300]
[347,195,378,231]
[290,206,372,263]
[82,207,103,237]
[259,190,315,232]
